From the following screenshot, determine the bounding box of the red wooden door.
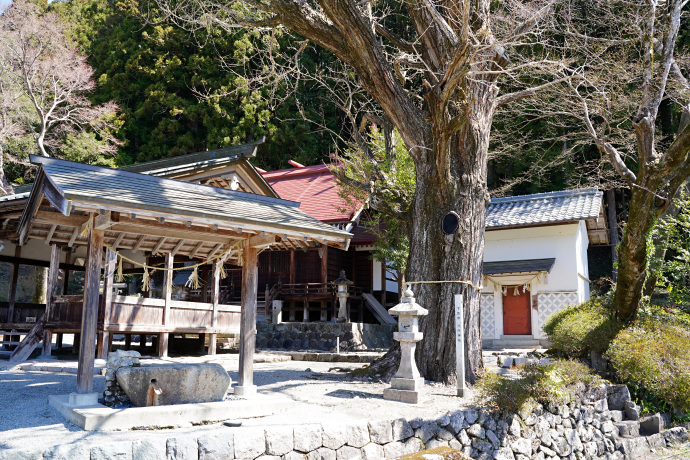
[502,287,532,335]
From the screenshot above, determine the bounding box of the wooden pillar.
[56,333,63,348]
[140,334,146,347]
[42,244,61,356]
[607,189,620,282]
[62,252,72,295]
[236,239,258,396]
[303,299,309,323]
[125,334,132,350]
[208,260,220,355]
[76,214,104,394]
[72,333,80,354]
[97,248,116,359]
[197,333,206,353]
[158,253,173,357]
[6,246,20,323]
[381,259,387,309]
[319,244,327,322]
[289,251,295,284]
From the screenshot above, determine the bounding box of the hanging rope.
[404,279,483,291]
[103,240,244,290]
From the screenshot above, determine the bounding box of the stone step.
[490,336,543,348]
[615,420,641,437]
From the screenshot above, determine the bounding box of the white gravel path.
[0,354,476,452]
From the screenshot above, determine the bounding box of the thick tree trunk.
[409,117,491,385]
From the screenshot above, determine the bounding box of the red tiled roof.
[262,164,363,223]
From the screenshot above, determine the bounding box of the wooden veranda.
[7,156,351,398]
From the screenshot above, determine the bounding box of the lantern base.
[383,388,422,404]
[390,376,424,391]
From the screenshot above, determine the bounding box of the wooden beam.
[236,240,258,396]
[67,228,79,248]
[207,243,223,260]
[171,240,185,256]
[45,224,57,245]
[42,244,61,356]
[108,221,236,245]
[112,232,125,249]
[97,248,117,359]
[158,252,173,358]
[289,250,296,284]
[248,234,276,248]
[76,214,104,394]
[190,241,205,258]
[152,237,167,255]
[320,244,328,285]
[94,211,113,230]
[132,235,147,252]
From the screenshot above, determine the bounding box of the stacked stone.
[256,323,394,352]
[103,349,140,407]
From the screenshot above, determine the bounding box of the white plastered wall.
[372,259,399,293]
[480,223,590,342]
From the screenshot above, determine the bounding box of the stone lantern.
[331,270,353,323]
[383,288,428,404]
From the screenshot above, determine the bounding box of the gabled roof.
[262,164,364,223]
[487,188,603,229]
[119,138,262,176]
[19,156,352,250]
[119,138,279,198]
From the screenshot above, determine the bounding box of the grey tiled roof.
[483,258,556,275]
[119,138,263,176]
[487,188,602,228]
[32,156,352,240]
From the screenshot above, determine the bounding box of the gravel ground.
[0,354,475,452]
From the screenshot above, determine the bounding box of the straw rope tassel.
[80,219,90,238]
[218,262,227,280]
[186,266,200,289]
[116,255,124,282]
[142,267,151,291]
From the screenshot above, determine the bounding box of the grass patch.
[475,360,602,414]
[543,297,622,357]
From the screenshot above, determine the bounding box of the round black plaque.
[442,211,460,235]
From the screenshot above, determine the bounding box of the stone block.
[266,426,295,456]
[383,388,420,404]
[322,423,348,450]
[391,419,414,441]
[467,423,485,439]
[336,446,361,460]
[91,442,133,460]
[664,427,689,445]
[449,410,466,433]
[494,447,516,460]
[508,417,521,437]
[620,436,651,459]
[282,454,304,460]
[294,424,323,452]
[383,442,404,459]
[43,444,90,460]
[402,438,423,455]
[606,384,631,411]
[359,443,383,460]
[307,448,337,460]
[615,420,640,437]
[68,392,99,407]
[234,428,267,459]
[458,429,471,446]
[425,439,449,450]
[436,428,454,442]
[132,440,166,460]
[415,421,439,443]
[464,408,478,424]
[510,438,531,456]
[610,410,624,422]
[116,363,230,406]
[448,439,462,450]
[624,401,640,421]
[197,435,233,460]
[647,433,666,449]
[640,413,664,434]
[344,422,370,448]
[0,449,43,460]
[166,437,198,460]
[368,420,393,444]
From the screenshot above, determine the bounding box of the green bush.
[476,360,602,414]
[607,318,690,414]
[543,298,621,357]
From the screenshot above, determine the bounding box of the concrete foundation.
[256,322,394,351]
[49,393,294,431]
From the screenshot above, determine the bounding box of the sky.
[0,0,11,13]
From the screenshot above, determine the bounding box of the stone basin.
[116,363,231,407]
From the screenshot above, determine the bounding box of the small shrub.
[543,298,621,357]
[476,360,602,414]
[607,318,690,415]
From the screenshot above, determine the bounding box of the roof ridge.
[490,187,600,204]
[31,155,301,208]
[262,163,335,178]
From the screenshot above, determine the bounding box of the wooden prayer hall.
[0,154,351,396]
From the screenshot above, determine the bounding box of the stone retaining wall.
[3,382,688,460]
[256,322,395,352]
